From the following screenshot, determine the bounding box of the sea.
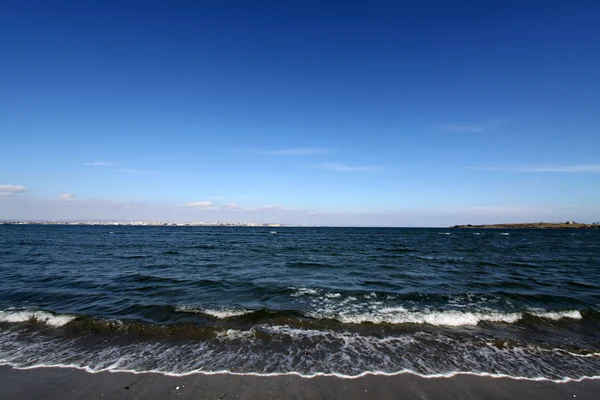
[1,225,599,381]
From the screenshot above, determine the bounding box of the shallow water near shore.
[1,225,599,380]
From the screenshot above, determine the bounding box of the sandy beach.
[1,365,599,399]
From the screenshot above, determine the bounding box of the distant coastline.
[2,220,600,229]
[0,221,285,227]
[451,222,600,229]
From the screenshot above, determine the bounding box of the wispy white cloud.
[252,148,335,156]
[114,168,156,175]
[83,162,154,174]
[0,185,27,196]
[184,201,213,208]
[83,162,115,166]
[440,119,504,133]
[313,162,380,172]
[517,165,600,173]
[221,203,284,212]
[59,193,75,202]
[468,164,600,173]
[209,195,253,201]
[183,201,285,213]
[222,203,242,210]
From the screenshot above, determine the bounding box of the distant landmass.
[451,222,600,229]
[0,220,285,227]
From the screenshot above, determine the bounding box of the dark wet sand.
[1,365,598,399]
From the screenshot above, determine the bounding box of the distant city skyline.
[1,2,599,226]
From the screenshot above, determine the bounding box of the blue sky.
[1,1,599,225]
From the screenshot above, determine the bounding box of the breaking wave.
[0,310,75,327]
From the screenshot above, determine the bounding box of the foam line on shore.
[2,362,599,384]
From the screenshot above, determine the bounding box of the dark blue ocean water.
[1,225,599,380]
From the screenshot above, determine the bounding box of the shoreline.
[451,222,599,229]
[2,365,599,400]
[3,362,600,382]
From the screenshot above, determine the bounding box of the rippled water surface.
[1,225,599,379]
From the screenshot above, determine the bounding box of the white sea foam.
[204,309,253,318]
[293,287,584,327]
[530,310,582,320]
[291,287,320,296]
[558,350,600,358]
[1,321,599,383]
[307,307,584,327]
[175,306,252,318]
[215,329,256,340]
[0,310,75,327]
[325,309,521,326]
[2,359,599,383]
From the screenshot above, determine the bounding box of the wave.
[175,306,253,318]
[291,287,321,296]
[0,306,586,330]
[121,255,153,259]
[307,308,583,326]
[288,287,587,326]
[1,322,600,381]
[0,310,75,327]
[530,310,582,320]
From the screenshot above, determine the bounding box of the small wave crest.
[529,310,582,320]
[308,307,583,326]
[308,308,518,326]
[290,287,585,326]
[175,306,253,318]
[0,310,75,327]
[291,287,321,296]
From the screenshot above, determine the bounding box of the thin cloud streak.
[468,165,600,173]
[221,203,284,212]
[184,201,213,208]
[114,168,156,175]
[84,162,155,174]
[521,165,600,173]
[83,162,115,166]
[313,162,380,172]
[251,148,335,156]
[440,119,504,133]
[0,185,27,196]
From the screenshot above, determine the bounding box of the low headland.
[451,221,600,229]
